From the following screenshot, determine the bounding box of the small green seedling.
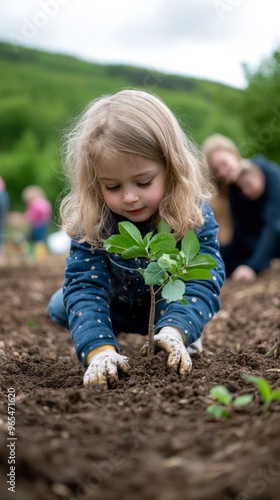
[26,320,38,330]
[265,344,279,358]
[241,373,280,415]
[235,343,241,353]
[104,221,217,356]
[206,385,253,418]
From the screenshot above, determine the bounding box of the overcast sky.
[1,0,280,88]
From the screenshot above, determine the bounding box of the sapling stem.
[148,286,156,356]
[147,278,173,357]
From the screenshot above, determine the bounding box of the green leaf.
[181,230,200,262]
[206,404,230,418]
[122,246,149,259]
[149,233,177,257]
[157,254,178,272]
[259,383,273,404]
[161,279,185,303]
[104,234,136,254]
[143,231,154,248]
[143,262,166,285]
[210,386,232,405]
[104,222,146,256]
[118,221,144,246]
[178,268,213,281]
[186,254,217,270]
[233,394,254,407]
[241,374,272,403]
[271,390,280,401]
[157,221,171,233]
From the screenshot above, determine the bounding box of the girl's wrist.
[85,345,116,365]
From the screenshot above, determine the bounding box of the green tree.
[238,47,280,162]
[0,41,243,213]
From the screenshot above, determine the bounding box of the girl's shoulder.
[200,201,216,224]
[194,202,219,238]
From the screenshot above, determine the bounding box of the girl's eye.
[105,185,120,191]
[138,180,152,187]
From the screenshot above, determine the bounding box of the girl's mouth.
[127,208,144,215]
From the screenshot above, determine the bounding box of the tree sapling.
[104,221,217,357]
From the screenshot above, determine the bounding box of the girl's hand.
[140,326,192,375]
[84,349,130,387]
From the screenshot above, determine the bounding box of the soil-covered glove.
[140,326,192,375]
[187,337,203,357]
[84,348,130,387]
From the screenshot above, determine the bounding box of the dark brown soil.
[0,256,280,500]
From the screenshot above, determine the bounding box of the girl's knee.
[48,288,69,328]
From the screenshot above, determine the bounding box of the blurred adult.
[0,176,9,265]
[202,134,280,282]
[235,163,265,200]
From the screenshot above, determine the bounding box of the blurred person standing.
[0,176,9,265]
[22,185,52,259]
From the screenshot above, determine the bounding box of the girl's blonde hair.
[60,89,213,245]
[202,133,241,166]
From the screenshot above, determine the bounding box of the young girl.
[48,90,225,387]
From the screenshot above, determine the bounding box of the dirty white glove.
[84,348,130,387]
[187,337,203,357]
[140,326,192,374]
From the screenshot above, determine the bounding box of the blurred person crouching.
[202,134,280,283]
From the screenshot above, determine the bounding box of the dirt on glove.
[0,255,279,500]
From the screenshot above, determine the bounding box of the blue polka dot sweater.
[63,203,225,365]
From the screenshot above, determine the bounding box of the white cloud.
[1,0,280,88]
[118,0,248,46]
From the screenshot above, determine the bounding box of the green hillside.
[0,41,244,213]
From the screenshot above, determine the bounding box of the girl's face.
[98,155,166,222]
[209,149,241,185]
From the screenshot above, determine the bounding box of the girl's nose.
[122,190,139,203]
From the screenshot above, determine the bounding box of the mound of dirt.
[0,256,279,500]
